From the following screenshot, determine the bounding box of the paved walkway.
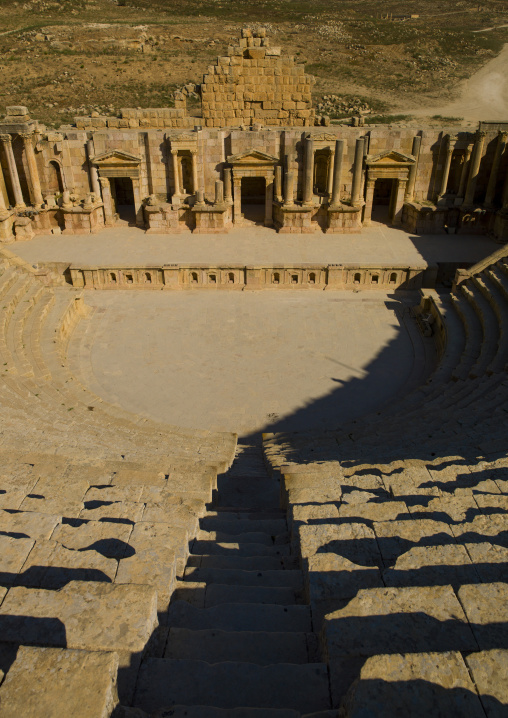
[68,290,430,437]
[10,223,498,268]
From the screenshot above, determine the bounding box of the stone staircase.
[130,444,332,717]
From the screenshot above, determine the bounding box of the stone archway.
[226,149,279,227]
[363,150,416,227]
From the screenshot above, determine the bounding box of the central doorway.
[110,177,136,225]
[241,176,265,225]
[371,177,396,224]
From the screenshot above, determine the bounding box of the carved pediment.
[92,150,141,166]
[227,149,279,165]
[366,150,415,166]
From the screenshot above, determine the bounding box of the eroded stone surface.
[0,535,35,585]
[0,646,119,718]
[340,651,485,717]
[324,586,477,657]
[458,583,508,650]
[465,649,508,717]
[0,581,158,652]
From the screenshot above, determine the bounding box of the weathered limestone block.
[298,522,382,567]
[458,583,508,650]
[0,646,119,718]
[463,542,508,582]
[0,474,38,510]
[0,581,158,653]
[339,651,485,717]
[113,468,167,487]
[129,521,189,577]
[323,586,477,659]
[0,509,61,540]
[79,500,145,523]
[51,519,133,558]
[305,552,383,616]
[451,513,508,546]
[116,545,177,614]
[84,485,144,503]
[378,459,437,497]
[408,494,482,523]
[428,459,500,495]
[0,535,35,585]
[373,519,455,563]
[465,650,508,717]
[17,538,118,588]
[338,500,408,522]
[140,487,206,517]
[382,544,480,588]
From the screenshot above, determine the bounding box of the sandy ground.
[409,42,508,121]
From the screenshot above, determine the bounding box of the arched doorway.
[47,160,64,194]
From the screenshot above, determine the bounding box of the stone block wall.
[201,28,315,128]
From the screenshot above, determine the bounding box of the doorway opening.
[241,176,265,225]
[47,161,64,194]
[110,177,136,225]
[371,177,396,224]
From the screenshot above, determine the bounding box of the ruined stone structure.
[1,29,507,244]
[0,26,507,718]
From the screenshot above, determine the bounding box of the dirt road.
[407,42,508,122]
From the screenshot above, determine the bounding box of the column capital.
[475,130,487,141]
[0,134,12,145]
[499,130,508,141]
[99,177,110,189]
[171,149,179,156]
[18,132,34,142]
[190,149,198,156]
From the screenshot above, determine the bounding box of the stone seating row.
[261,249,508,715]
[0,258,238,715]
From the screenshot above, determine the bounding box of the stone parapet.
[66,262,432,291]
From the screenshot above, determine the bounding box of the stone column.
[86,139,101,197]
[214,179,224,204]
[392,178,408,226]
[437,136,454,202]
[264,175,273,226]
[331,139,344,206]
[20,132,43,208]
[0,134,24,208]
[99,177,115,226]
[456,145,472,203]
[284,169,295,206]
[405,135,422,201]
[171,150,180,198]
[233,177,242,224]
[502,170,508,209]
[0,163,8,213]
[327,151,334,196]
[363,178,376,226]
[302,137,314,205]
[350,137,365,206]
[485,131,508,207]
[191,150,199,195]
[224,167,232,203]
[274,165,283,203]
[464,131,486,206]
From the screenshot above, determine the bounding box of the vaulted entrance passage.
[241,176,266,225]
[227,149,278,228]
[363,150,416,227]
[372,177,396,224]
[110,177,136,225]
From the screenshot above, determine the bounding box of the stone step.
[140,707,301,718]
[206,509,286,520]
[188,554,298,571]
[165,627,310,664]
[196,530,289,545]
[204,583,296,607]
[167,601,312,633]
[199,517,287,534]
[133,658,331,714]
[184,566,302,589]
[191,540,291,557]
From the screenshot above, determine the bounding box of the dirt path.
[402,42,508,122]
